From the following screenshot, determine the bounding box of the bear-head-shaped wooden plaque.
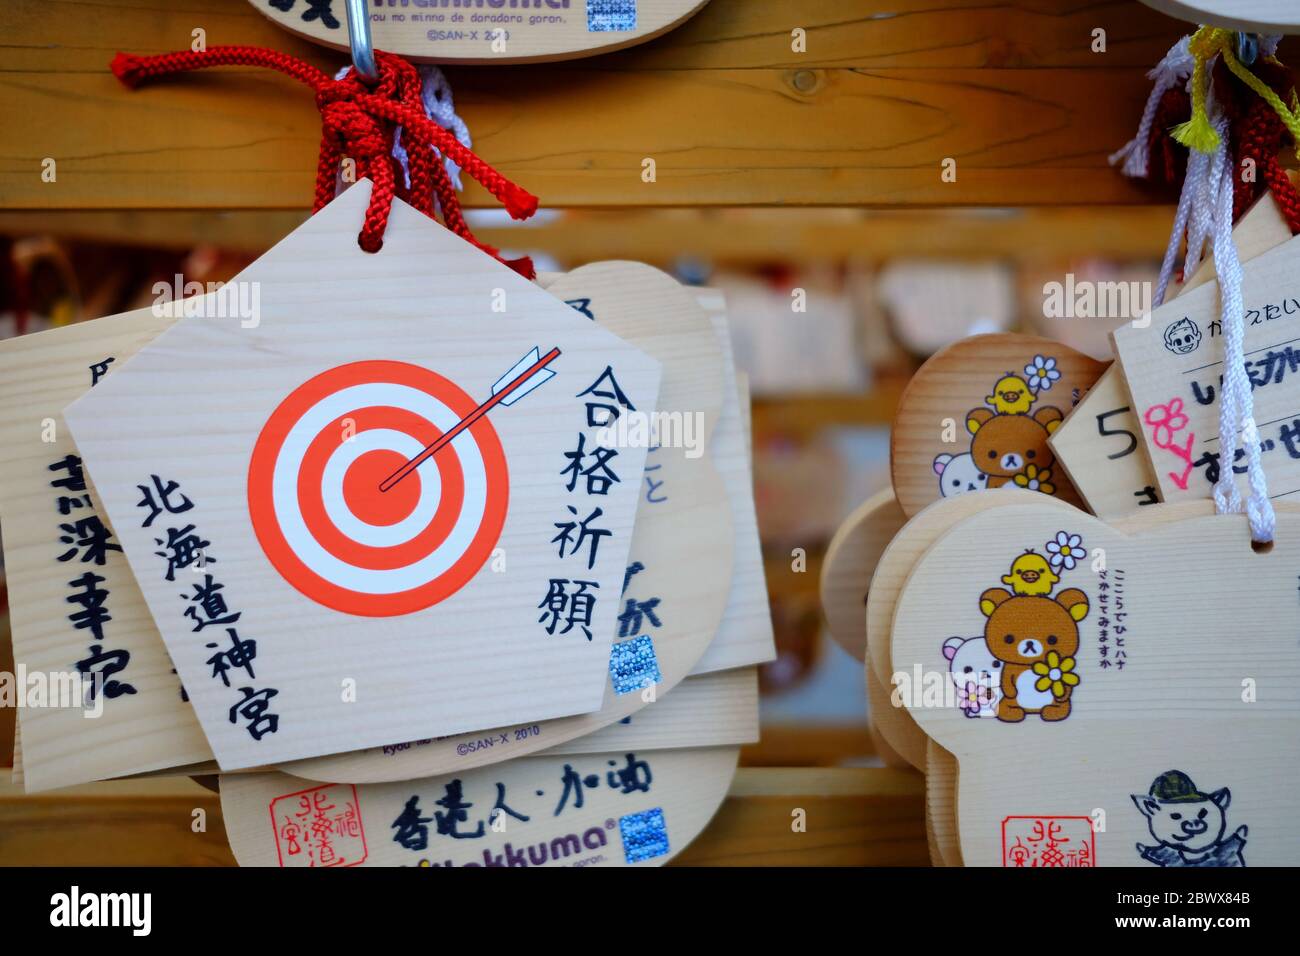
[893,499,1300,866]
[891,334,1108,518]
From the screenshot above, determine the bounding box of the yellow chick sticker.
[1001,550,1059,596]
[986,374,1036,415]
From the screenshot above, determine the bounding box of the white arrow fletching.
[493,347,557,406]
[499,367,554,405]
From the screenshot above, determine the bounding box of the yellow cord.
[1171,27,1300,160]
[1170,27,1225,153]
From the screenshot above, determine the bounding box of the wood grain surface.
[0,0,1183,209]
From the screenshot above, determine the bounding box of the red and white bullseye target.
[248,360,509,617]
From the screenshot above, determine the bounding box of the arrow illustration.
[379,346,561,493]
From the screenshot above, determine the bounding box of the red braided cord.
[1214,57,1265,221]
[110,46,537,276]
[1225,59,1300,234]
[1234,99,1300,232]
[1150,86,1191,186]
[351,92,537,218]
[111,47,332,90]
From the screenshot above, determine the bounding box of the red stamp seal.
[1002,815,1095,867]
[269,783,368,868]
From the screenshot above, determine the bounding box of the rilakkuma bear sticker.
[892,499,1300,866]
[973,534,1090,723]
[63,183,661,771]
[819,487,907,662]
[891,333,1108,518]
[277,260,732,783]
[249,0,712,64]
[864,490,1075,770]
[965,379,1070,492]
[220,745,739,867]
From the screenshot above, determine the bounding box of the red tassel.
[108,46,539,269]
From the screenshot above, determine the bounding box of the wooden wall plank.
[673,768,929,866]
[0,0,1183,209]
[476,207,1177,262]
[7,0,1181,73]
[0,796,239,866]
[0,768,928,866]
[615,0,1178,69]
[739,725,874,767]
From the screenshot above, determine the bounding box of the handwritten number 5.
[1096,408,1137,460]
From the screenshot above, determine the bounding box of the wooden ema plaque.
[223,743,739,867]
[918,502,1238,867]
[678,286,775,676]
[0,304,211,791]
[281,259,735,782]
[1139,0,1300,33]
[63,182,662,770]
[0,259,768,787]
[1050,192,1293,520]
[890,333,1108,519]
[1113,232,1300,512]
[541,272,774,677]
[537,665,759,757]
[863,489,1074,770]
[249,0,712,64]
[893,499,1300,867]
[819,486,906,663]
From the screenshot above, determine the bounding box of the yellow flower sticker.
[1032,650,1079,698]
[1013,464,1055,495]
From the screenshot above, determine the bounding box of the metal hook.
[1236,31,1259,67]
[344,0,379,85]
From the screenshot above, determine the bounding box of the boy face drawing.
[1162,318,1202,355]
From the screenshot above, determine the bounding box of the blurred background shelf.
[0,206,1176,260]
[2,0,1184,210]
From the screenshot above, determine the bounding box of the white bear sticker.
[941,635,1002,718]
[934,452,989,498]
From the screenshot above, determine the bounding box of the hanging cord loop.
[110,46,537,277]
[1110,36,1195,179]
[360,64,473,192]
[1173,28,1300,161]
[1168,28,1283,544]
